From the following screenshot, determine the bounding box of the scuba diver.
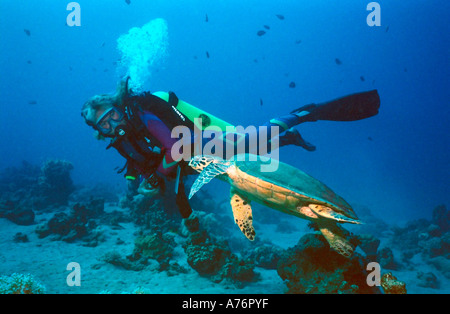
[81,77,380,219]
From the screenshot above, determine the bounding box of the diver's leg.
[260,117,316,151]
[229,126,314,155]
[266,114,309,133]
[213,121,314,158]
[278,128,316,151]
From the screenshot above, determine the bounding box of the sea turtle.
[188,154,361,257]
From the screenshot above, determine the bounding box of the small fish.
[367,136,373,141]
[385,26,389,33]
[260,98,263,106]
[101,42,106,48]
[103,69,109,72]
[253,59,258,63]
[98,58,104,62]
[295,39,302,44]
[206,51,210,58]
[193,55,198,60]
[257,30,266,36]
[125,0,131,5]
[289,82,296,88]
[27,60,32,64]
[205,14,208,22]
[360,76,365,82]
[28,100,37,105]
[263,25,270,30]
[404,67,407,72]
[69,66,73,71]
[276,14,285,20]
[335,58,342,65]
[24,29,31,36]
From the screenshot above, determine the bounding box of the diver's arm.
[140,113,180,177]
[124,163,140,199]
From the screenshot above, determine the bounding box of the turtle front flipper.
[230,191,256,241]
[317,220,355,258]
[309,204,361,224]
[188,156,232,199]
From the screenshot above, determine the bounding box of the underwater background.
[0,0,448,294]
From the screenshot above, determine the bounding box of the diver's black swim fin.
[292,90,380,122]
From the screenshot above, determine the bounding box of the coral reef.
[70,183,120,204]
[0,159,75,211]
[99,228,186,274]
[128,231,180,272]
[13,232,29,243]
[182,214,257,286]
[184,231,230,276]
[277,233,381,294]
[35,201,105,246]
[390,204,449,267]
[350,204,391,239]
[427,256,450,279]
[99,251,147,271]
[380,272,407,294]
[0,200,35,225]
[0,273,46,294]
[377,247,398,270]
[417,271,439,289]
[35,160,75,208]
[358,233,380,259]
[124,194,180,233]
[0,161,40,197]
[244,243,285,270]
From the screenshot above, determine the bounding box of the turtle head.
[189,155,218,173]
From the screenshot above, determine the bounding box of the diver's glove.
[126,177,139,200]
[138,173,164,197]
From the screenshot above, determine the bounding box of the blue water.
[0,0,449,294]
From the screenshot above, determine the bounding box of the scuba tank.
[151,91,235,132]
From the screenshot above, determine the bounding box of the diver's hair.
[81,77,129,127]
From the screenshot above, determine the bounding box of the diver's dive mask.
[95,107,124,135]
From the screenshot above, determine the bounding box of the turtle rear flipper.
[317,220,354,258]
[230,191,256,241]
